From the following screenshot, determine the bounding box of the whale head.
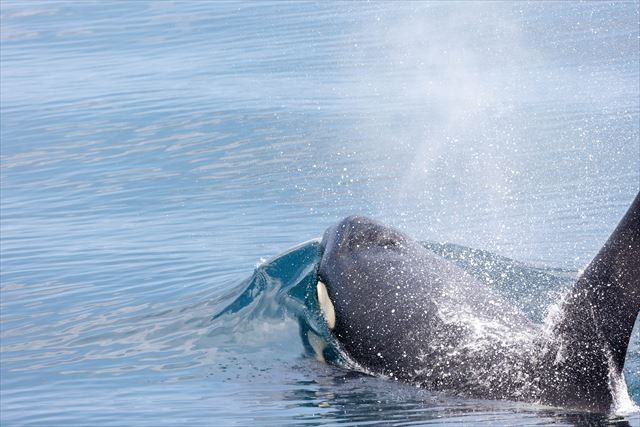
[317,216,447,378]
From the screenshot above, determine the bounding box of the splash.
[215,238,639,412]
[609,356,640,416]
[213,240,357,369]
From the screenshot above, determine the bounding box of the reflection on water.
[1,1,638,425]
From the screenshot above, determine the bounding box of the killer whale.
[316,192,639,412]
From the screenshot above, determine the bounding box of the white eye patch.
[316,280,336,330]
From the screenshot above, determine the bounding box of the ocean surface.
[1,1,639,425]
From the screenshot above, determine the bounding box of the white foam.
[608,356,640,415]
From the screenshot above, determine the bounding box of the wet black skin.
[318,192,639,412]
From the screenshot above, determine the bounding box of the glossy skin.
[542,191,640,409]
[318,193,639,411]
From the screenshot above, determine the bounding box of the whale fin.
[549,192,639,409]
[578,191,640,370]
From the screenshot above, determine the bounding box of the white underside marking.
[307,330,326,362]
[317,280,336,329]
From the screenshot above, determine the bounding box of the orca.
[316,192,639,412]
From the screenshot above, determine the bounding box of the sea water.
[1,1,639,425]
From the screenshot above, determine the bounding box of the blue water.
[1,1,639,425]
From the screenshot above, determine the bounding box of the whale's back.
[318,216,539,393]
